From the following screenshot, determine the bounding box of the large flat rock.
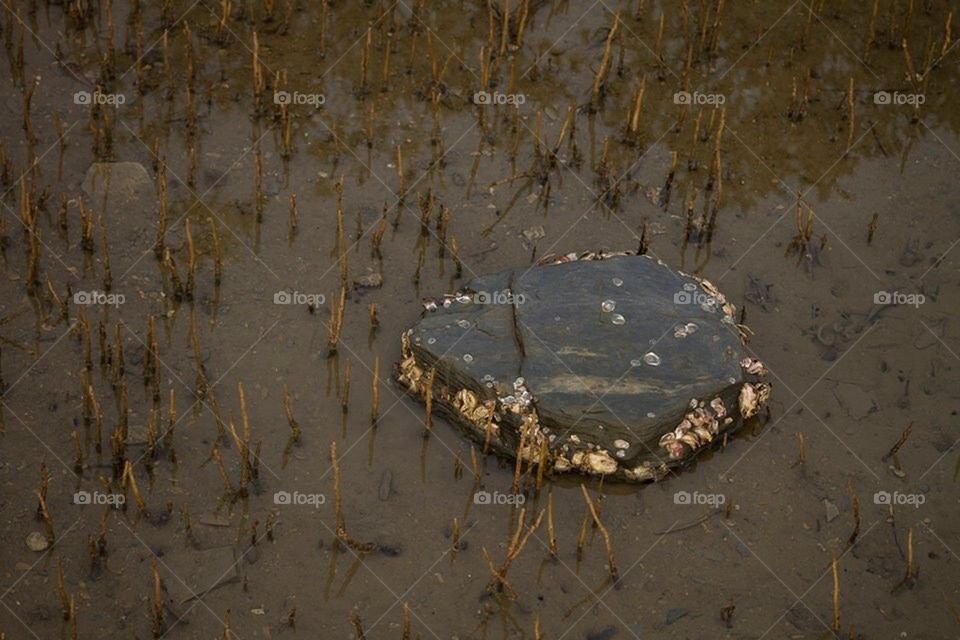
[398,252,771,482]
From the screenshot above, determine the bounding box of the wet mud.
[0,1,958,639]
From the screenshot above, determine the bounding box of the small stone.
[26,531,49,552]
[378,469,394,501]
[644,185,661,205]
[82,162,153,207]
[199,514,231,527]
[824,499,840,522]
[522,225,545,244]
[353,273,383,289]
[587,626,617,640]
[665,608,689,625]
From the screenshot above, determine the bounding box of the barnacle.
[538,249,637,266]
[710,397,727,418]
[740,357,768,376]
[658,432,688,459]
[397,335,425,393]
[571,450,618,475]
[739,382,771,418]
[659,396,725,458]
[454,388,477,414]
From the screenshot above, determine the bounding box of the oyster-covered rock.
[397,252,770,482]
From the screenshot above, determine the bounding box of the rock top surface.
[398,252,770,481]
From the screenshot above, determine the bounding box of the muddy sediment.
[0,1,958,638]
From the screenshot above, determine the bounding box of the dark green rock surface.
[403,254,764,478]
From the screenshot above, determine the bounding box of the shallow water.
[1,1,958,638]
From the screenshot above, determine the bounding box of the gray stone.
[25,531,49,552]
[824,498,840,522]
[397,252,771,482]
[378,469,394,501]
[665,608,690,625]
[81,162,154,212]
[353,272,384,289]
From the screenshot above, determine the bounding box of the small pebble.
[378,469,394,501]
[824,499,840,522]
[25,531,49,552]
[665,608,690,625]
